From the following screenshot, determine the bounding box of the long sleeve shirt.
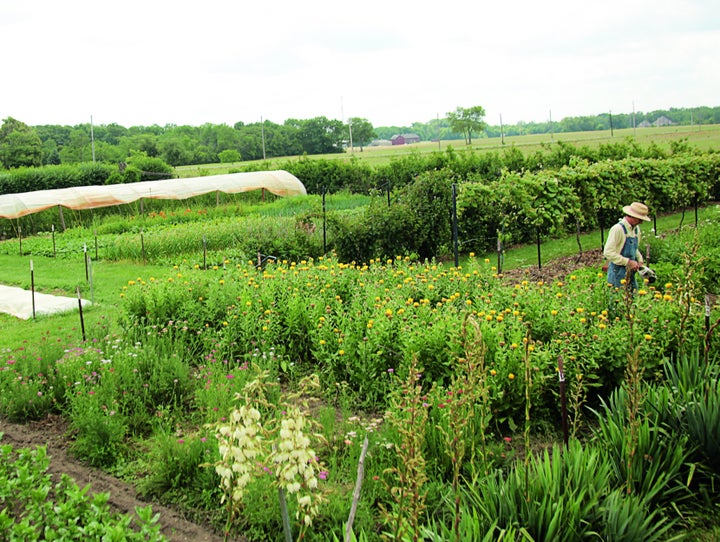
[603,218,644,266]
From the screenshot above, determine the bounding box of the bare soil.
[499,247,604,283]
[0,415,227,542]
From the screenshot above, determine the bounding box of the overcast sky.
[1,0,718,129]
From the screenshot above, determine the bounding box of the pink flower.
[319,471,328,480]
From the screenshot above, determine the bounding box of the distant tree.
[218,149,241,163]
[292,116,345,155]
[348,117,376,151]
[447,106,487,144]
[0,117,43,168]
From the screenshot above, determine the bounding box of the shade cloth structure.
[0,170,306,220]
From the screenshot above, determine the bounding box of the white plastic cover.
[0,170,306,219]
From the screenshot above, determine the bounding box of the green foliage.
[447,106,487,145]
[0,440,166,540]
[0,117,43,169]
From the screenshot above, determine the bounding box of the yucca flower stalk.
[268,374,327,540]
[211,370,273,540]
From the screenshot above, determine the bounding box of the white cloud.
[1,0,717,128]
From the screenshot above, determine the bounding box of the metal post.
[322,187,327,254]
[203,235,207,269]
[30,260,36,319]
[77,287,86,342]
[536,227,542,270]
[452,184,459,268]
[84,243,89,281]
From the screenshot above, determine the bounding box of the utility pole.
[90,115,96,163]
[437,113,441,151]
[261,116,266,160]
[549,109,553,142]
[348,118,353,152]
[500,113,505,145]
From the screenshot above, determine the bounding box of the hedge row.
[0,156,173,195]
[327,153,720,263]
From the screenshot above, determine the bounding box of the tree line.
[1,105,718,171]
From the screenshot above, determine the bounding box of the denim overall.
[607,222,639,289]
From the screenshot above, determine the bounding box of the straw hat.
[622,201,651,222]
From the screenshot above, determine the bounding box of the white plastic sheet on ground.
[0,285,91,320]
[0,170,306,219]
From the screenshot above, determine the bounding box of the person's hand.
[628,260,641,271]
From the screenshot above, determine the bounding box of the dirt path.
[0,415,228,542]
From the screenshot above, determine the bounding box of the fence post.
[322,186,327,254]
[452,184,459,268]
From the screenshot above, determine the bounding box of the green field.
[175,123,720,176]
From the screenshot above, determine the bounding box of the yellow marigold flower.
[528,345,535,352]
[338,350,345,356]
[638,289,647,295]
[598,323,606,330]
[486,315,493,321]
[490,369,497,376]
[320,340,326,345]
[510,343,518,349]
[665,283,673,289]
[551,309,558,316]
[508,373,515,380]
[663,294,672,301]
[644,334,652,341]
[556,293,563,298]
[223,321,228,326]
[466,299,473,306]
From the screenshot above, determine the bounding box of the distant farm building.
[637,116,675,128]
[391,133,421,145]
[369,139,393,147]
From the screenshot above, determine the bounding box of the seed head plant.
[380,356,429,542]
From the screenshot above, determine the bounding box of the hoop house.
[0,170,306,219]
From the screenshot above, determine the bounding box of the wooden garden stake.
[558,356,569,448]
[52,224,56,257]
[345,435,370,542]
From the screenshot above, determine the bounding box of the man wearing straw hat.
[603,201,651,290]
